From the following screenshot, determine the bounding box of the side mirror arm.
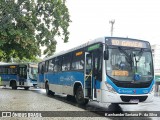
[104,50,109,60]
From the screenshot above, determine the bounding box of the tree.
[13,56,42,63]
[0,0,71,62]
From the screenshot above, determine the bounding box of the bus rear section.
[0,63,38,90]
[0,64,18,89]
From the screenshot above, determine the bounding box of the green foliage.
[0,50,5,61]
[13,56,42,63]
[0,0,71,61]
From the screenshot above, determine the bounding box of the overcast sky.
[55,0,160,53]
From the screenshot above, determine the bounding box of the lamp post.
[109,19,115,36]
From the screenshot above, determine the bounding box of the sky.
[55,0,160,53]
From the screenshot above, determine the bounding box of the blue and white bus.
[38,37,154,105]
[0,63,38,90]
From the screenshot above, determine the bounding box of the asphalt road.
[0,86,160,120]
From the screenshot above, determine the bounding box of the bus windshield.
[29,66,38,80]
[106,47,154,82]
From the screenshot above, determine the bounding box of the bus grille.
[120,96,148,102]
[108,76,152,88]
[114,82,151,88]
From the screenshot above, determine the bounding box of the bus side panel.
[61,71,84,95]
[38,73,45,88]
[45,71,84,95]
[0,74,17,86]
[94,80,101,101]
[45,72,60,93]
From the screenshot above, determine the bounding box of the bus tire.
[12,81,17,90]
[67,95,76,102]
[108,103,121,111]
[45,82,52,95]
[24,87,29,90]
[75,86,89,105]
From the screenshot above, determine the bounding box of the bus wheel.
[108,103,121,111]
[12,81,17,90]
[75,86,89,105]
[45,82,52,95]
[24,87,29,90]
[67,95,75,102]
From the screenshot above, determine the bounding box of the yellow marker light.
[76,51,83,56]
[10,66,16,68]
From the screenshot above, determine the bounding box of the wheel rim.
[76,88,84,102]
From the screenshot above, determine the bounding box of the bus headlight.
[105,82,116,93]
[149,85,155,93]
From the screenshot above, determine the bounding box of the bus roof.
[43,36,150,61]
[0,63,37,66]
[43,37,105,61]
[0,63,21,66]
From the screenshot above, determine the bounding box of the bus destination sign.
[107,39,148,48]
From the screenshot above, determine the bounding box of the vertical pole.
[0,76,2,85]
[109,20,115,36]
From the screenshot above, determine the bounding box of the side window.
[71,50,84,70]
[4,67,8,74]
[38,62,45,74]
[8,68,17,74]
[48,59,54,72]
[92,50,102,81]
[93,51,102,72]
[7,67,11,74]
[41,65,45,73]
[45,61,49,72]
[71,60,84,70]
[54,57,62,72]
[62,54,71,71]
[0,67,3,74]
[38,63,41,73]
[52,58,56,72]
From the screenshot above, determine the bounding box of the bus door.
[84,52,93,99]
[18,65,27,86]
[92,52,102,101]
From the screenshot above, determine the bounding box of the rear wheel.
[45,82,50,95]
[12,81,17,90]
[24,87,29,90]
[67,95,76,102]
[75,86,89,105]
[45,82,54,95]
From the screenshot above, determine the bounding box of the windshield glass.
[29,67,38,80]
[106,47,153,82]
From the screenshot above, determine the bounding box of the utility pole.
[109,19,115,36]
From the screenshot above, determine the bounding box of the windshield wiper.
[118,47,133,64]
[137,48,144,62]
[134,48,144,72]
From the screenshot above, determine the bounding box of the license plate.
[129,99,139,103]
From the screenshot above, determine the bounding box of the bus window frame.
[62,53,72,71]
[53,56,62,72]
[45,60,49,73]
[71,49,85,71]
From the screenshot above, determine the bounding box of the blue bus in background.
[38,37,154,105]
[0,63,38,90]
